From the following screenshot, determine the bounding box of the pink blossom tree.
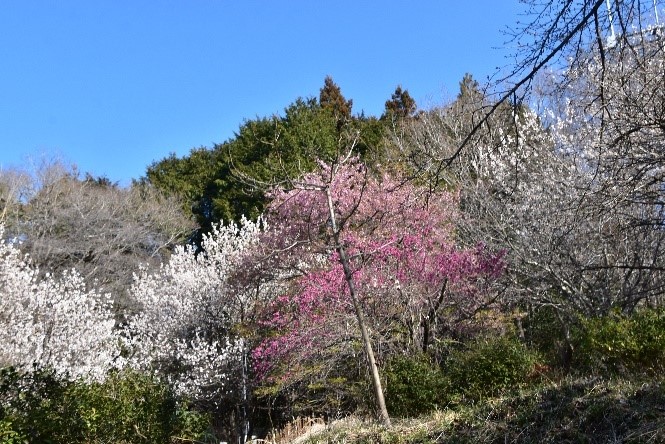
[252,157,506,424]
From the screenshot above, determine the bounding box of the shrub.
[384,354,449,417]
[446,335,538,401]
[0,367,214,443]
[72,369,215,443]
[0,366,82,443]
[575,308,665,375]
[71,369,180,443]
[520,305,567,365]
[0,419,26,444]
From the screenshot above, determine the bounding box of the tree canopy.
[145,77,395,235]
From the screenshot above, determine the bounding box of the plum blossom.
[0,224,119,381]
[122,217,265,401]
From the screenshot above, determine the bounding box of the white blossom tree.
[392,24,665,362]
[538,26,665,311]
[0,224,119,381]
[122,217,270,441]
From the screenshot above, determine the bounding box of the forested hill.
[143,76,416,233]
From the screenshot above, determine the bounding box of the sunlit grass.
[299,375,665,443]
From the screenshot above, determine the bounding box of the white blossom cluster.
[0,224,119,381]
[123,217,264,400]
[0,216,267,400]
[478,107,555,191]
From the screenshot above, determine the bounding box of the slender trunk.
[325,189,391,426]
[240,342,250,444]
[421,280,447,353]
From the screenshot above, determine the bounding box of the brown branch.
[445,0,607,167]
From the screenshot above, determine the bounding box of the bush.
[0,367,214,443]
[73,369,182,443]
[446,335,538,401]
[520,305,567,365]
[575,308,665,375]
[0,366,82,443]
[384,354,449,417]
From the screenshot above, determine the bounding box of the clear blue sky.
[1,1,524,186]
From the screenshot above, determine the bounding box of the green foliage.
[146,77,393,232]
[144,147,226,231]
[446,336,538,401]
[521,305,570,367]
[172,402,217,443]
[255,356,368,423]
[71,370,182,443]
[0,366,80,444]
[0,419,25,444]
[319,75,353,126]
[146,97,344,230]
[456,73,482,103]
[575,308,665,375]
[303,376,665,444]
[0,367,214,444]
[384,354,449,418]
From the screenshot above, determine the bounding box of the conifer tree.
[383,85,417,120]
[319,75,353,127]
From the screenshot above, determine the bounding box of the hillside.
[296,376,665,444]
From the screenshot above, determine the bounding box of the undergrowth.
[301,375,665,444]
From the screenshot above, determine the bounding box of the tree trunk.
[325,189,391,426]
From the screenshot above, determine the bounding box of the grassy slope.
[301,376,665,444]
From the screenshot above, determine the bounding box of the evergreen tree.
[383,85,417,120]
[457,73,482,103]
[146,77,394,234]
[319,75,353,128]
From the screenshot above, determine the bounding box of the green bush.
[73,369,182,443]
[0,367,214,443]
[0,419,27,444]
[0,366,82,443]
[520,306,566,364]
[446,336,538,401]
[575,308,665,375]
[384,354,449,417]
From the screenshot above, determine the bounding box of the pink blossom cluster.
[252,158,506,382]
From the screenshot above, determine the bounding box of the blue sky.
[1,1,524,186]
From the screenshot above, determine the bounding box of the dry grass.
[296,375,665,444]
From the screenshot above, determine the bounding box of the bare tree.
[1,161,195,311]
[0,168,31,227]
[448,1,664,162]
[402,1,665,318]
[389,53,665,365]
